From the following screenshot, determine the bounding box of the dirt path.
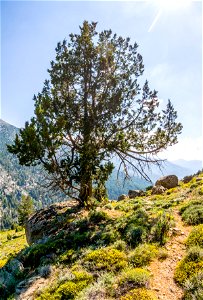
[148,210,192,300]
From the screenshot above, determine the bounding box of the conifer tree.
[17,195,34,226]
[8,21,182,207]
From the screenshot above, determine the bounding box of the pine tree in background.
[8,21,182,207]
[17,195,34,226]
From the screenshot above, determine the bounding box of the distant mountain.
[171,159,202,175]
[147,160,194,183]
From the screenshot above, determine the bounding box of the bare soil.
[148,210,192,300]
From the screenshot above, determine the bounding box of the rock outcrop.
[117,194,128,201]
[155,175,178,189]
[25,201,79,245]
[128,190,145,198]
[151,185,167,195]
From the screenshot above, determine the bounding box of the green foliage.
[37,269,93,300]
[174,246,203,286]
[112,239,128,251]
[186,225,203,248]
[180,200,203,225]
[8,21,182,207]
[118,268,151,289]
[121,289,157,300]
[17,195,35,226]
[151,211,174,245]
[89,210,109,223]
[84,247,127,271]
[129,244,158,267]
[125,225,147,247]
[119,208,150,246]
[120,288,157,300]
[184,271,203,300]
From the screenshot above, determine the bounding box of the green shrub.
[84,247,127,271]
[186,225,203,248]
[112,240,127,251]
[185,246,203,262]
[89,210,109,223]
[125,225,147,247]
[174,247,203,286]
[75,272,115,300]
[129,244,158,267]
[118,268,151,289]
[151,211,173,245]
[181,206,203,225]
[37,269,93,300]
[184,271,203,300]
[180,200,202,214]
[58,249,77,264]
[120,288,157,300]
[100,228,120,245]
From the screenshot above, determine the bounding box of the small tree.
[8,21,182,207]
[17,195,34,226]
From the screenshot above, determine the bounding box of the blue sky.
[1,0,202,161]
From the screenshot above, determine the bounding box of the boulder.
[25,200,78,245]
[128,190,145,198]
[151,185,166,195]
[155,175,178,189]
[117,194,128,201]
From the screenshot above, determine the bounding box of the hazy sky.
[1,0,202,161]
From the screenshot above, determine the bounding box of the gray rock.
[155,175,178,189]
[25,201,78,245]
[128,190,145,198]
[151,185,166,195]
[117,194,128,201]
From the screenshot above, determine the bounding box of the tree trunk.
[79,177,93,207]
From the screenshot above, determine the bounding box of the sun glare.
[155,0,192,11]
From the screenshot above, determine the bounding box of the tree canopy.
[8,21,182,206]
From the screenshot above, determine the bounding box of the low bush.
[184,271,203,300]
[186,225,203,248]
[129,244,158,267]
[112,240,127,251]
[84,247,127,271]
[36,269,93,300]
[120,288,157,300]
[75,272,114,300]
[181,206,203,225]
[185,246,203,262]
[174,247,203,286]
[118,268,151,290]
[151,211,174,245]
[125,225,147,247]
[89,210,109,223]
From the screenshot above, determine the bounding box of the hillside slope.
[0,172,202,300]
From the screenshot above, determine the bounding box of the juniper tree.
[8,21,182,207]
